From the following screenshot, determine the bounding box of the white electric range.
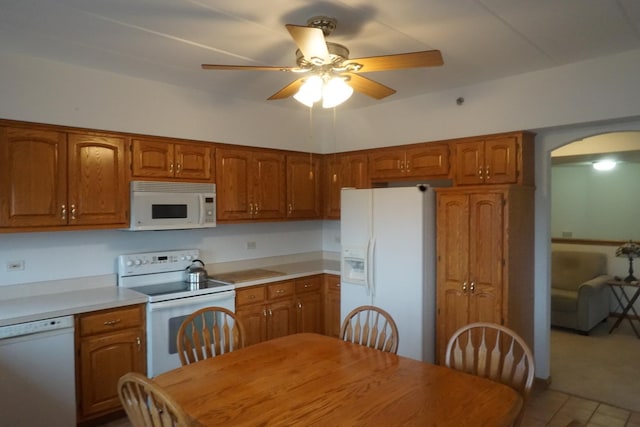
[117,249,235,377]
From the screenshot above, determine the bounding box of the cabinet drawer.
[79,305,144,336]
[295,276,322,293]
[267,281,294,300]
[236,286,266,306]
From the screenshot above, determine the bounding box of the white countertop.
[223,259,341,288]
[0,286,148,327]
[0,257,341,327]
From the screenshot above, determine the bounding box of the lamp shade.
[293,75,323,107]
[616,240,640,282]
[322,77,353,108]
[293,74,353,108]
[616,240,640,259]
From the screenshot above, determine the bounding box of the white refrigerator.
[340,186,436,363]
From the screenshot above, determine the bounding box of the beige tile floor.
[104,388,640,427]
[522,388,640,427]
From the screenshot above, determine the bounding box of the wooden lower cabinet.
[295,275,323,334]
[235,280,296,347]
[75,305,146,423]
[435,186,534,364]
[235,274,340,345]
[323,274,341,338]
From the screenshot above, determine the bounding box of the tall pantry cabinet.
[435,185,534,363]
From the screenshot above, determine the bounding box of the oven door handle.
[148,290,236,311]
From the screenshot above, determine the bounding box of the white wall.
[551,162,640,241]
[0,221,338,286]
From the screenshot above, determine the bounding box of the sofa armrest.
[578,275,611,296]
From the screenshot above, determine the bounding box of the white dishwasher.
[0,315,76,427]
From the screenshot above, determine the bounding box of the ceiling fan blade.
[285,24,330,63]
[343,50,443,72]
[267,77,305,100]
[202,64,299,72]
[345,73,396,100]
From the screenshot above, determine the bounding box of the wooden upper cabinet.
[453,132,534,186]
[174,143,213,180]
[68,133,127,226]
[342,153,369,188]
[0,126,127,230]
[324,153,369,219]
[1,127,68,227]
[323,155,342,219]
[131,137,212,181]
[216,147,286,221]
[368,143,449,181]
[286,153,321,219]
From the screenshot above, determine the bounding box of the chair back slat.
[118,372,193,427]
[444,322,534,427]
[177,307,246,366]
[339,305,399,354]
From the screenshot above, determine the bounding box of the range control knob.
[134,259,142,266]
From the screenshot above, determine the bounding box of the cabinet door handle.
[249,203,254,215]
[169,162,174,173]
[405,160,410,173]
[61,204,67,220]
[462,282,467,292]
[485,166,490,180]
[297,301,302,309]
[136,336,141,351]
[263,308,267,317]
[477,167,483,178]
[470,281,475,293]
[255,204,259,214]
[176,162,182,174]
[288,204,292,214]
[268,308,273,316]
[303,283,311,288]
[103,319,121,326]
[275,289,284,294]
[70,204,76,220]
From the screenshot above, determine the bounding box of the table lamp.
[616,240,640,282]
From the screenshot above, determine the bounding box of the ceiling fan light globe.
[294,75,323,107]
[322,77,353,108]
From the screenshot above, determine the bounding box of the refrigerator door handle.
[368,237,376,296]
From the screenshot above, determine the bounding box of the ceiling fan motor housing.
[307,16,337,36]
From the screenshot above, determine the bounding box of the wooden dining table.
[153,333,522,426]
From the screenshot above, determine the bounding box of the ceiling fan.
[201,16,444,107]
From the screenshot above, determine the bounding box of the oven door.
[146,290,235,377]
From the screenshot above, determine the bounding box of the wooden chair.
[118,372,192,427]
[444,322,535,427]
[176,306,246,366]
[340,305,399,354]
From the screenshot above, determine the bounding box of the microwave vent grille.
[131,181,215,194]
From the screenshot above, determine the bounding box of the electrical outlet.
[6,260,25,271]
[246,241,257,250]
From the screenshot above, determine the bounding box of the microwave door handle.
[199,194,206,225]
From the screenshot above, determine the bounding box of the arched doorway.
[547,131,640,409]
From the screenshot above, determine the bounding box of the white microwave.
[128,181,216,231]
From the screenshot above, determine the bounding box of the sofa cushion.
[551,288,578,312]
[552,251,607,291]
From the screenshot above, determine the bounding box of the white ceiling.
[2,0,640,110]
